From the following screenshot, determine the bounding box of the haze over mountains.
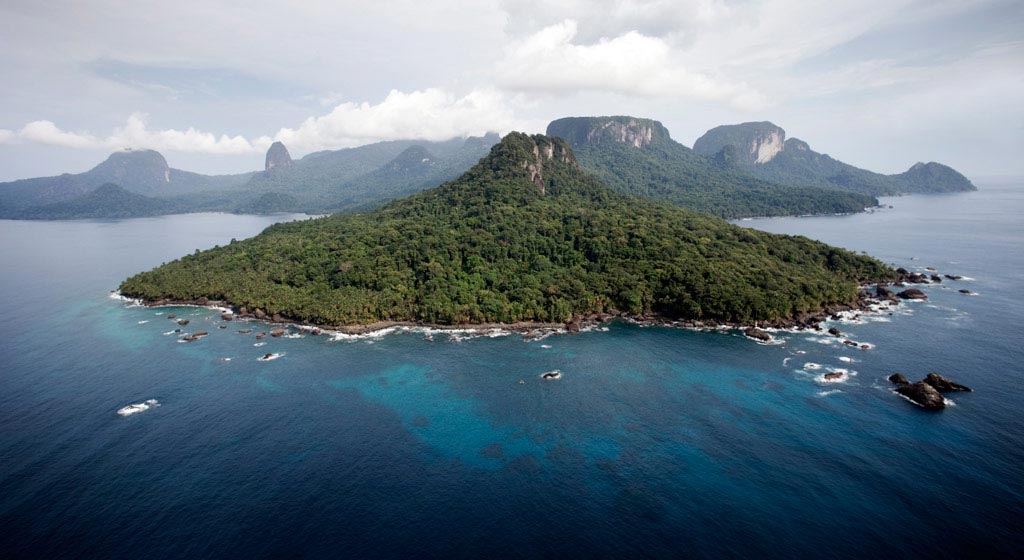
[0,134,499,219]
[0,116,974,220]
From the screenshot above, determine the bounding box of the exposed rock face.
[514,134,576,194]
[896,382,946,410]
[897,288,928,300]
[743,327,772,342]
[888,373,910,386]
[923,372,972,392]
[692,122,787,164]
[546,116,670,150]
[265,141,293,171]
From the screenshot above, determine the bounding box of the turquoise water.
[1,191,1022,558]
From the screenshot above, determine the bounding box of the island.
[119,132,896,330]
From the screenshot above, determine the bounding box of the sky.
[0,0,1021,181]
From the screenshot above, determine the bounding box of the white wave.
[282,333,304,339]
[943,398,957,407]
[257,352,283,362]
[838,356,856,363]
[137,320,149,324]
[803,362,823,370]
[540,370,562,380]
[817,389,843,397]
[783,357,792,366]
[162,330,178,336]
[815,368,856,384]
[330,326,401,342]
[254,342,266,347]
[117,399,159,417]
[541,344,552,349]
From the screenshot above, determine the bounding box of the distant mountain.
[17,183,176,219]
[692,122,975,196]
[0,149,253,214]
[120,132,894,327]
[0,134,500,219]
[326,134,501,211]
[547,116,877,219]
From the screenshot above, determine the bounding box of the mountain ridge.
[547,116,879,219]
[692,121,976,195]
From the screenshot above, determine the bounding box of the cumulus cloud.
[274,88,520,152]
[0,113,270,155]
[0,88,526,155]
[497,20,767,110]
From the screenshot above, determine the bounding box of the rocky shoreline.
[116,263,963,341]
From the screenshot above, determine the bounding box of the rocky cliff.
[265,141,294,171]
[546,116,671,149]
[692,122,786,164]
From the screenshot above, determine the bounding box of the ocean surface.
[1,187,1022,559]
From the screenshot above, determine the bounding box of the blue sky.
[0,0,1020,180]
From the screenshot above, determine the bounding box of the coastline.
[112,281,909,342]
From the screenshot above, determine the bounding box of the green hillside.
[121,133,894,327]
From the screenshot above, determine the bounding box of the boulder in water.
[221,312,233,321]
[896,382,946,410]
[888,373,910,386]
[897,288,927,300]
[743,327,771,342]
[270,328,286,337]
[177,319,190,325]
[923,372,972,392]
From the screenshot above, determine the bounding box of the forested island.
[120,133,895,329]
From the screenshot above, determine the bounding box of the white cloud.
[0,113,271,155]
[273,88,522,152]
[0,88,528,156]
[497,20,767,110]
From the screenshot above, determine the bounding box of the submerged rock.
[177,319,190,325]
[959,289,975,295]
[896,382,946,410]
[945,274,963,281]
[823,371,844,381]
[828,327,842,337]
[923,372,972,392]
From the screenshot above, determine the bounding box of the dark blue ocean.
[1,185,1022,559]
